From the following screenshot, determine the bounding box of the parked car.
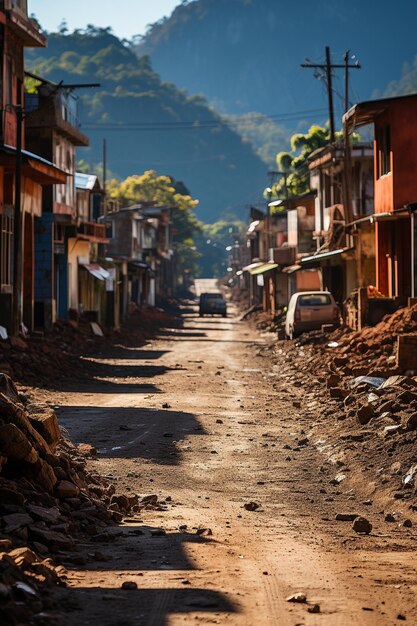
[199,292,227,317]
[285,291,340,339]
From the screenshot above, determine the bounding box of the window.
[378,125,391,177]
[0,214,13,290]
[298,294,331,307]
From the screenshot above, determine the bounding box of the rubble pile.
[273,305,417,508]
[0,372,146,624]
[0,305,176,386]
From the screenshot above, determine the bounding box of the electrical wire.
[81,107,329,131]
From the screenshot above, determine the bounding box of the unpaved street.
[51,297,417,625]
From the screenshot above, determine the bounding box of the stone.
[111,494,130,512]
[0,488,25,507]
[405,413,417,431]
[385,513,395,522]
[29,526,74,550]
[356,404,375,425]
[26,404,60,452]
[286,592,307,603]
[77,443,97,457]
[402,519,413,528]
[196,528,213,536]
[329,387,346,400]
[352,516,372,534]
[3,513,34,533]
[0,423,39,463]
[55,480,80,499]
[308,604,321,614]
[335,513,359,522]
[27,505,61,524]
[244,502,260,511]
[121,581,138,590]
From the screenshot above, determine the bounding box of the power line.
[81,107,329,132]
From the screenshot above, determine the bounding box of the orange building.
[345,94,417,301]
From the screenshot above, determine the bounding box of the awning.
[0,145,67,185]
[242,261,264,273]
[249,262,279,275]
[129,260,151,271]
[282,264,302,274]
[81,264,110,281]
[301,247,354,265]
[347,210,410,228]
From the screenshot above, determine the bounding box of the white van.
[285,291,340,339]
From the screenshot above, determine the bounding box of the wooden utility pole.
[102,138,107,216]
[301,47,361,143]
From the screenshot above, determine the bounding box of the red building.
[345,94,417,301]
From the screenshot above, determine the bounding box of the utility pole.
[301,47,361,143]
[12,105,23,336]
[302,48,361,226]
[102,138,107,216]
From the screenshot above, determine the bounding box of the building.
[25,78,106,328]
[0,1,67,334]
[105,204,174,320]
[344,94,417,302]
[300,142,374,305]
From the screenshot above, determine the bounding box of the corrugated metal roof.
[75,172,98,191]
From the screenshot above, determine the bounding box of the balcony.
[6,0,46,47]
[25,92,89,147]
[77,222,109,244]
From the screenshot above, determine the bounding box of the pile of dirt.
[0,305,177,386]
[271,306,417,513]
[0,373,154,625]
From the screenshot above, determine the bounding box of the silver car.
[285,291,340,339]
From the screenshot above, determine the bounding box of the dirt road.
[52,296,417,625]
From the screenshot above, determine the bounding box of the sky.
[29,0,182,40]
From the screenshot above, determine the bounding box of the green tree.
[108,170,203,280]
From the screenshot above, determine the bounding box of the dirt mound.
[0,372,156,624]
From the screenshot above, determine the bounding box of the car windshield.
[298,294,331,306]
[205,294,223,301]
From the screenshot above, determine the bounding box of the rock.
[0,539,13,551]
[216,419,224,424]
[402,519,413,528]
[326,373,341,389]
[29,526,74,550]
[352,516,372,534]
[308,604,321,614]
[55,480,80,499]
[77,443,97,457]
[244,502,260,511]
[0,423,39,463]
[286,592,307,603]
[196,528,213,536]
[329,387,346,400]
[162,403,171,408]
[111,494,130,512]
[0,488,25,507]
[26,404,60,452]
[385,513,395,522]
[121,581,137,590]
[3,513,34,533]
[335,513,359,522]
[27,505,61,524]
[405,413,417,431]
[356,404,375,425]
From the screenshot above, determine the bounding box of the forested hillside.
[26,28,267,221]
[135,0,417,116]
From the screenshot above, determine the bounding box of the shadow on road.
[57,406,206,466]
[58,586,237,626]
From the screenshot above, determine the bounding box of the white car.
[285,291,340,339]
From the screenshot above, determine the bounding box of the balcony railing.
[78,222,108,242]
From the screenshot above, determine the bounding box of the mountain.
[25,28,268,221]
[135,0,417,117]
